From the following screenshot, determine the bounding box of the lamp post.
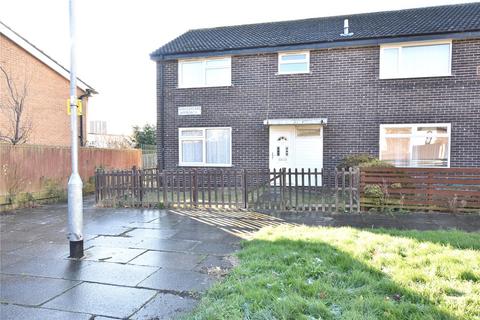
[68,0,84,258]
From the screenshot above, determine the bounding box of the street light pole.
[68,0,84,258]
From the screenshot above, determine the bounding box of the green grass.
[184,226,480,320]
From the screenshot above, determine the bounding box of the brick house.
[0,21,95,147]
[151,3,480,174]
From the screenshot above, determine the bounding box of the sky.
[0,0,476,135]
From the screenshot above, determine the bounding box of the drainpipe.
[157,58,165,170]
[78,89,96,147]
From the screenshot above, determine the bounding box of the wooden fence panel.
[360,167,480,212]
[0,144,141,197]
[95,167,360,212]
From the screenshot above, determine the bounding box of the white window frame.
[278,51,310,75]
[178,57,231,88]
[379,40,452,79]
[379,123,451,168]
[179,127,232,167]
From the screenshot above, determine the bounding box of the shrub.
[337,154,376,169]
[358,159,394,168]
[83,176,96,194]
[337,154,393,169]
[363,184,385,209]
[13,192,35,207]
[41,178,66,201]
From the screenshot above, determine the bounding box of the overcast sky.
[1,0,475,134]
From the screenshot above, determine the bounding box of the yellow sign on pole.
[67,99,83,115]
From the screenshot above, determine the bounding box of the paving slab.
[129,250,205,270]
[138,268,215,292]
[130,292,197,320]
[0,304,92,320]
[86,235,139,248]
[76,261,159,286]
[0,274,79,306]
[1,256,90,279]
[194,254,235,272]
[9,242,74,260]
[44,282,156,318]
[132,238,201,252]
[191,241,240,255]
[125,228,178,239]
[83,246,146,263]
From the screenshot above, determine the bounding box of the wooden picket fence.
[360,167,480,213]
[95,167,360,212]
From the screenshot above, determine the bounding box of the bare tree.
[0,65,32,144]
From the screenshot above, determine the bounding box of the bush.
[337,154,394,169]
[41,178,66,201]
[358,159,394,168]
[13,192,35,207]
[83,176,96,194]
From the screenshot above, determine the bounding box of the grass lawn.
[185,226,480,320]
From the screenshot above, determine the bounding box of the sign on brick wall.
[178,106,201,116]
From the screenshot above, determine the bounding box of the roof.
[0,21,96,92]
[151,2,480,60]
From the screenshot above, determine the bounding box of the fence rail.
[95,167,360,212]
[360,167,480,212]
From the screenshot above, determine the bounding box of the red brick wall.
[0,33,87,146]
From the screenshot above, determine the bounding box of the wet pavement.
[2,199,478,319]
[0,198,243,319]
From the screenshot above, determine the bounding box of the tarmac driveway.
[0,198,250,319]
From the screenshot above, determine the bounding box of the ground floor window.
[379,123,450,167]
[179,127,232,166]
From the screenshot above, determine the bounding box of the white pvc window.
[379,124,451,168]
[278,51,310,74]
[178,57,231,88]
[179,127,232,166]
[380,41,451,79]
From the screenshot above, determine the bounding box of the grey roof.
[151,2,480,59]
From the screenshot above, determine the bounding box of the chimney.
[341,18,353,37]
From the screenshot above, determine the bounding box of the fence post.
[193,169,198,207]
[94,168,100,204]
[132,166,137,206]
[243,169,248,209]
[356,167,361,213]
[349,167,353,213]
[334,168,339,213]
[138,168,144,204]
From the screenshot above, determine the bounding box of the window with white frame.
[278,51,310,74]
[379,124,450,168]
[179,127,232,166]
[380,41,451,79]
[178,57,231,88]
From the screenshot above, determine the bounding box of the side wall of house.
[0,34,87,146]
[157,38,480,172]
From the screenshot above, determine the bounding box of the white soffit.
[263,118,328,126]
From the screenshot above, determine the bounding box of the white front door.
[269,126,294,170]
[269,125,323,185]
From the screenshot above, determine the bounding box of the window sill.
[177,84,232,89]
[379,74,453,80]
[276,71,311,76]
[178,164,233,168]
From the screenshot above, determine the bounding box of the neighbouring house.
[0,21,96,147]
[87,120,133,149]
[151,3,480,174]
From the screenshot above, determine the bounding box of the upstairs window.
[278,51,310,74]
[178,57,231,88]
[380,124,450,168]
[380,41,451,79]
